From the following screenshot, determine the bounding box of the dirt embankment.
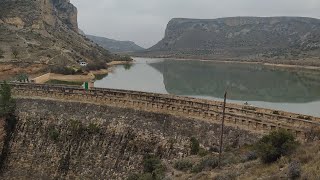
[0,63,47,81]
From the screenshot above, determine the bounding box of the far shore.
[133,56,320,70]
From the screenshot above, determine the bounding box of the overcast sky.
[71,0,320,48]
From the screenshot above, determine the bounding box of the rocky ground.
[0,98,257,179]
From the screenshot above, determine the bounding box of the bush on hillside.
[254,129,298,163]
[174,159,193,171]
[126,154,166,180]
[84,62,107,71]
[190,137,200,155]
[50,66,77,75]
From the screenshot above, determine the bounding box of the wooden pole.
[218,91,227,168]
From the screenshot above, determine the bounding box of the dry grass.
[167,141,320,180]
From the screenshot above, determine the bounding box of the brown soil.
[0,63,47,80]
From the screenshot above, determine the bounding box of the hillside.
[0,0,113,66]
[141,17,320,64]
[86,35,144,53]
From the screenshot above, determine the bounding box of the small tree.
[190,137,200,155]
[11,47,19,59]
[255,129,298,163]
[0,81,16,117]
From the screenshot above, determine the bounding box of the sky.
[71,0,320,48]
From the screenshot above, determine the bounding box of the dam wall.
[7,83,320,140]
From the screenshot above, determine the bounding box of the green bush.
[48,125,59,142]
[142,155,165,180]
[255,129,298,163]
[190,137,200,155]
[69,119,85,135]
[0,81,16,117]
[174,159,193,171]
[85,62,107,71]
[87,123,100,134]
[50,66,76,75]
[198,148,209,157]
[191,156,219,173]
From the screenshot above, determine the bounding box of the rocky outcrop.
[144,17,320,61]
[86,35,145,53]
[0,99,257,179]
[53,0,78,32]
[0,0,112,65]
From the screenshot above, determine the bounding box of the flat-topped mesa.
[147,16,320,61]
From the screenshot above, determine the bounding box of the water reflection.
[94,58,320,116]
[150,60,320,103]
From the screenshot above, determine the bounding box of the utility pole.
[218,91,227,168]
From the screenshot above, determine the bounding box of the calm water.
[95,58,320,117]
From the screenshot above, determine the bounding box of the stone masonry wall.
[1,99,257,179]
[8,83,320,141]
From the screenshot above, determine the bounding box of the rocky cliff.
[144,17,320,62]
[0,99,257,179]
[86,35,145,53]
[0,0,112,65]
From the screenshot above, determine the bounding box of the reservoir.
[95,58,320,117]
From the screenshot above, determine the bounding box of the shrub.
[50,66,76,75]
[244,151,258,162]
[142,155,165,180]
[254,129,299,163]
[0,81,16,117]
[190,137,200,155]
[85,62,107,71]
[174,159,193,171]
[87,123,100,134]
[69,119,85,135]
[48,125,59,142]
[288,161,301,180]
[192,156,219,173]
[198,148,209,157]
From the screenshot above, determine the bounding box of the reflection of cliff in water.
[150,60,320,103]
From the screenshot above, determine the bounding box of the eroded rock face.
[0,0,78,31]
[147,17,320,60]
[0,0,112,65]
[0,99,257,179]
[52,0,78,32]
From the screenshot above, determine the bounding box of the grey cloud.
[71,0,320,48]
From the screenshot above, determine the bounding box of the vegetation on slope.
[163,129,320,180]
[0,82,17,172]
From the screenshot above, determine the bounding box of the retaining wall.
[7,83,320,140]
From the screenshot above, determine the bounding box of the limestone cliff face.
[0,0,112,65]
[52,0,78,32]
[0,99,257,179]
[0,0,78,31]
[146,17,320,61]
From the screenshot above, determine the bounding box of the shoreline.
[31,60,132,84]
[133,56,320,70]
